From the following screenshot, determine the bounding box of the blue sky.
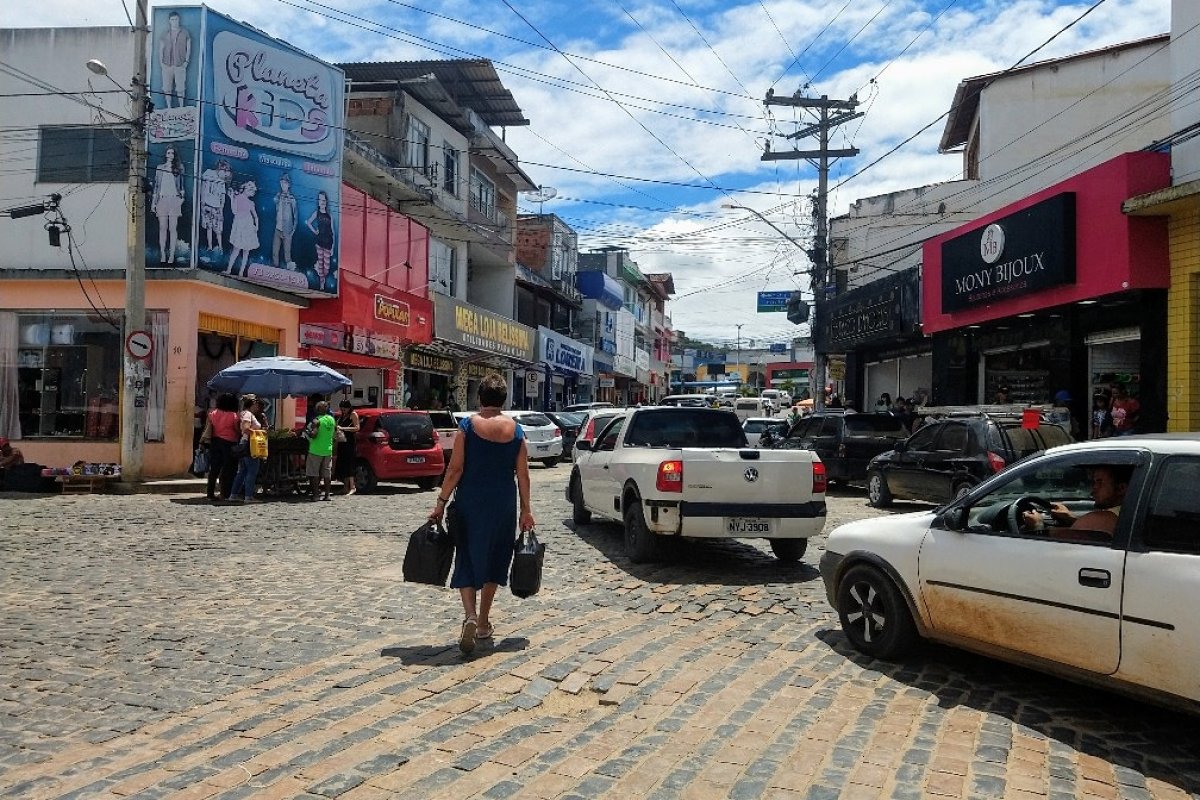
[7,0,1172,348]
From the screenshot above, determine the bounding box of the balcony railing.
[346,130,439,197]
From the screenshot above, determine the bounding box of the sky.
[5,0,1172,350]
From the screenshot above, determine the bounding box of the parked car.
[866,410,1073,507]
[743,417,788,448]
[427,410,459,469]
[503,410,563,467]
[350,409,444,493]
[733,396,774,421]
[574,409,628,456]
[660,394,712,408]
[819,434,1200,710]
[564,402,614,412]
[768,412,909,485]
[544,410,585,462]
[568,406,827,562]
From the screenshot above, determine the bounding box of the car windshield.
[844,415,908,436]
[743,420,771,433]
[376,414,434,447]
[624,409,748,448]
[555,412,585,426]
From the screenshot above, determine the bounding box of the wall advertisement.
[146,7,345,297]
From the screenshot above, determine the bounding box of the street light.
[89,0,149,483]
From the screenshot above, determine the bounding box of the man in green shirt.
[305,400,336,500]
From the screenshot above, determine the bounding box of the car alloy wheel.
[836,565,916,659]
[867,471,892,507]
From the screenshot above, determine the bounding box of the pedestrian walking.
[428,373,535,654]
[334,400,360,495]
[202,392,240,500]
[228,395,264,503]
[1109,383,1140,436]
[305,400,336,501]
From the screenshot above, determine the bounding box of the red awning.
[302,345,397,371]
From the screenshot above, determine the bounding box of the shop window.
[37,125,129,183]
[5,312,122,440]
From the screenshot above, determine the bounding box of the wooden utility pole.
[761,91,860,410]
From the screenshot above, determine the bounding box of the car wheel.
[867,471,893,508]
[768,538,807,562]
[415,476,438,491]
[952,480,974,501]
[540,458,559,469]
[354,461,377,494]
[623,499,659,563]
[836,565,917,659]
[570,474,591,525]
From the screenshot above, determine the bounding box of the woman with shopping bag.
[428,373,535,654]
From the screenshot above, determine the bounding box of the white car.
[761,389,791,409]
[452,411,563,467]
[819,435,1200,710]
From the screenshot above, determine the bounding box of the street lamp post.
[722,203,825,410]
[90,0,149,483]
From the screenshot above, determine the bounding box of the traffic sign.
[756,291,792,312]
[126,330,154,361]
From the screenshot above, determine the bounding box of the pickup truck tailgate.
[681,448,817,504]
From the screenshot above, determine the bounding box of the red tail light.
[553,427,562,438]
[581,418,596,441]
[987,451,1006,473]
[656,459,683,492]
[812,460,828,494]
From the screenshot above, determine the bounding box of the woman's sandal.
[459,618,478,654]
[475,624,493,641]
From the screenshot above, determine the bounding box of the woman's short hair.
[241,395,256,410]
[477,373,508,408]
[216,392,239,412]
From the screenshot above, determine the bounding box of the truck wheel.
[415,476,438,491]
[354,461,377,494]
[867,471,892,508]
[836,565,917,659]
[768,538,807,562]
[623,500,659,563]
[570,475,591,525]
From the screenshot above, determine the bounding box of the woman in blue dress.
[429,374,535,654]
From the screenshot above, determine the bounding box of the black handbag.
[509,529,545,599]
[402,520,455,586]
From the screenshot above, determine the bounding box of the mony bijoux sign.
[940,193,1076,313]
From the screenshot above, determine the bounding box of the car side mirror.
[576,440,592,452]
[940,506,968,531]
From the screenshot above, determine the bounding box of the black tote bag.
[402,520,455,586]
[509,529,545,599]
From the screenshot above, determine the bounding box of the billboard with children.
[146,6,345,297]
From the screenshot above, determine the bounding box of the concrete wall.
[0,27,135,270]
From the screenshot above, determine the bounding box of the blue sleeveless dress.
[449,416,524,589]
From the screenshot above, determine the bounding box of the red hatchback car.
[350,409,444,493]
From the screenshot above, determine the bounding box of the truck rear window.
[624,409,748,448]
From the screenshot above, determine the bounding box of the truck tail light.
[987,451,1006,473]
[581,418,596,442]
[812,460,828,494]
[656,459,683,492]
[431,429,440,443]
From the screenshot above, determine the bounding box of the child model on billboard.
[151,145,186,265]
[227,179,259,276]
[199,158,233,257]
[306,190,335,291]
[272,174,297,269]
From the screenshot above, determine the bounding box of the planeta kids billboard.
[146,6,345,296]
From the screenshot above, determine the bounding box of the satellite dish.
[525,186,558,204]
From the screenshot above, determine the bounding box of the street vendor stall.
[207,357,351,498]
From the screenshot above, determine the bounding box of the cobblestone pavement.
[1,469,1198,800]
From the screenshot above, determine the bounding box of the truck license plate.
[726,517,773,535]
[406,456,425,464]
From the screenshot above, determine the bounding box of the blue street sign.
[757,291,792,312]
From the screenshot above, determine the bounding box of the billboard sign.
[146,7,345,297]
[757,291,792,312]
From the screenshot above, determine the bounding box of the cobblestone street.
[1,468,1198,799]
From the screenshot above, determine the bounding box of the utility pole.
[735,323,744,375]
[761,90,861,410]
[122,0,150,482]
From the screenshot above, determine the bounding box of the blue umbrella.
[207,356,351,398]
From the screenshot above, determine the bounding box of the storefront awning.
[303,344,397,370]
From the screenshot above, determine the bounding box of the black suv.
[769,412,909,485]
[865,412,1073,507]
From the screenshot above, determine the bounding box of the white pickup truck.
[566,407,828,562]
